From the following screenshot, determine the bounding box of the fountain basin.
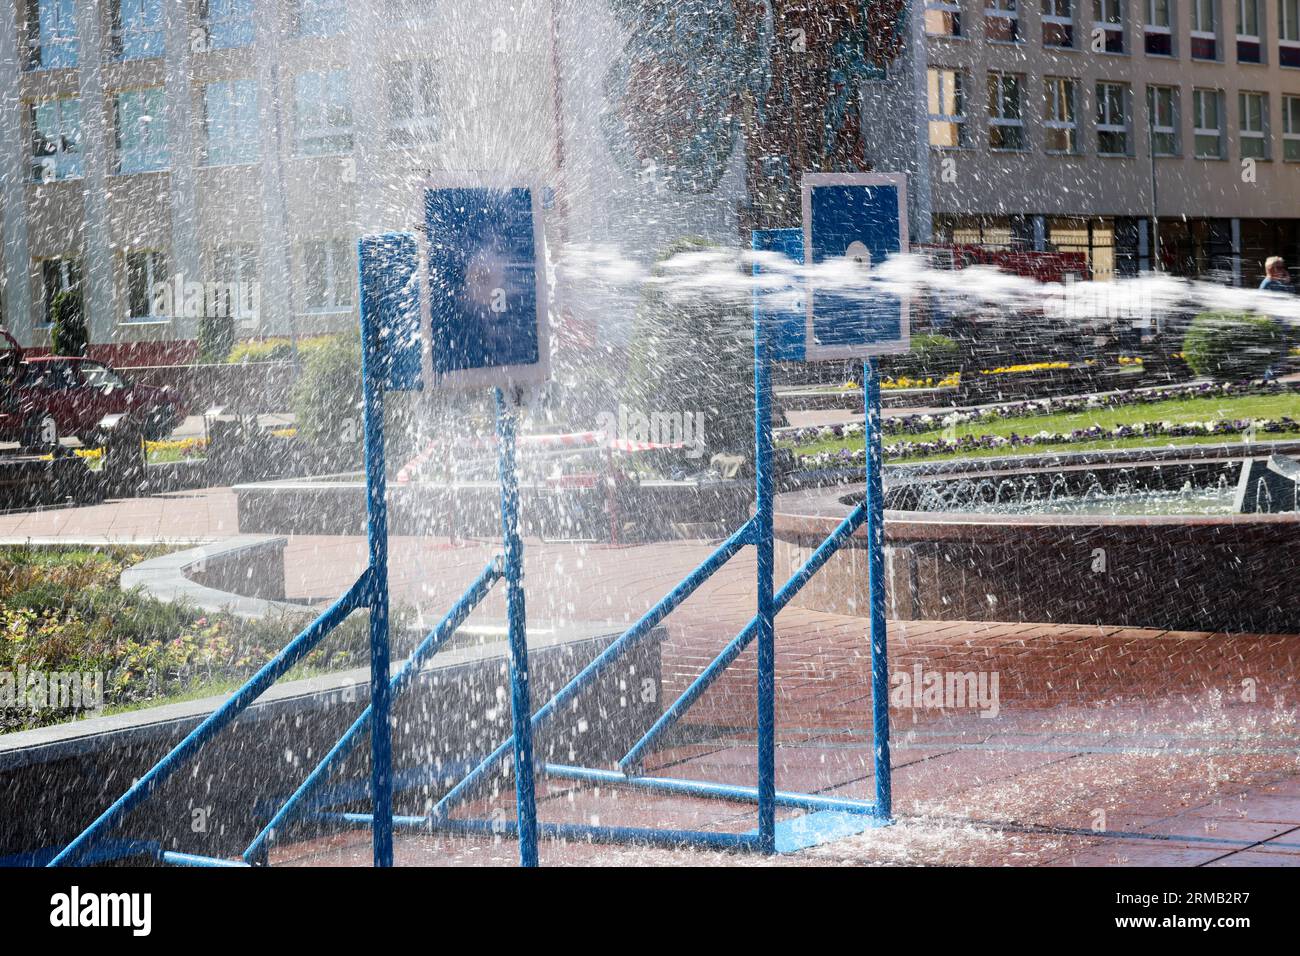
[776,450,1300,633]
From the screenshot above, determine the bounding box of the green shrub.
[1182,311,1288,381]
[623,237,754,456]
[227,335,338,364]
[883,333,961,380]
[50,289,88,356]
[197,316,236,364]
[291,332,364,459]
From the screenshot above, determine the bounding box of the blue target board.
[423,177,550,388]
[801,173,910,360]
[752,227,806,363]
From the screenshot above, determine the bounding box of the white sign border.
[801,172,911,361]
[417,172,551,391]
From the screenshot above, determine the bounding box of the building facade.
[922,0,1300,283]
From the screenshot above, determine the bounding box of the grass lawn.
[788,391,1300,464]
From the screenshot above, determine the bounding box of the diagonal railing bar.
[49,571,376,867]
[426,516,758,822]
[242,557,504,864]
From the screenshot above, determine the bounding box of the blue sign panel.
[358,232,423,392]
[424,180,549,387]
[752,228,806,363]
[801,173,910,359]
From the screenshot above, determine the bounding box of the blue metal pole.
[543,764,878,816]
[429,518,755,821]
[864,358,892,820]
[47,574,372,866]
[495,387,539,867]
[242,558,503,864]
[753,254,777,854]
[361,304,393,870]
[619,499,870,772]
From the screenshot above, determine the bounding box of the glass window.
[30,97,81,182]
[113,0,164,61]
[1191,0,1218,58]
[1283,95,1300,159]
[388,59,440,146]
[988,72,1025,149]
[1148,85,1178,155]
[295,70,353,156]
[1239,91,1269,158]
[211,243,260,324]
[125,251,169,321]
[1238,0,1262,60]
[39,257,81,327]
[301,239,355,312]
[928,68,967,147]
[1094,0,1125,52]
[1193,88,1224,157]
[204,80,260,166]
[295,0,346,37]
[1145,0,1173,54]
[925,0,963,36]
[1281,0,1300,66]
[202,0,255,50]
[1096,81,1130,154]
[115,89,169,174]
[985,0,1020,41]
[1042,0,1074,46]
[1044,77,1078,152]
[26,0,79,70]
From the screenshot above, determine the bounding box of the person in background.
[1259,256,1295,294]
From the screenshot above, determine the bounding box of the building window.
[1043,0,1074,46]
[25,0,79,70]
[1096,81,1130,154]
[1237,0,1262,62]
[1147,85,1179,155]
[388,59,440,146]
[1284,95,1300,159]
[928,68,967,147]
[1094,0,1124,52]
[925,0,963,36]
[294,0,346,37]
[39,257,81,328]
[1193,88,1224,157]
[985,0,1020,41]
[1239,91,1269,158]
[204,80,260,166]
[1281,0,1300,66]
[212,243,260,325]
[112,0,164,61]
[988,72,1025,149]
[301,239,355,313]
[114,89,169,174]
[1191,0,1218,59]
[30,97,81,182]
[125,251,170,321]
[1145,0,1173,54]
[201,0,255,50]
[295,70,353,156]
[1044,77,1078,152]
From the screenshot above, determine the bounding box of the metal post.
[496,388,539,867]
[361,326,393,868]
[864,359,891,820]
[753,268,777,854]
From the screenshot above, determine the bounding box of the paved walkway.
[4,490,1300,866]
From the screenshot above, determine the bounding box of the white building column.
[254,7,292,338]
[0,1,33,341]
[76,0,116,345]
[163,0,201,340]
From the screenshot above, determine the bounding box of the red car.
[1,328,184,446]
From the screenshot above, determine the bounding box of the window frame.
[294,69,354,157]
[985,0,1022,42]
[1238,90,1269,159]
[1043,76,1079,153]
[203,78,260,167]
[300,238,356,314]
[1192,87,1225,158]
[111,0,164,62]
[26,0,79,71]
[925,0,964,36]
[1283,94,1300,159]
[113,88,169,175]
[1094,0,1126,52]
[928,67,969,147]
[1096,80,1131,155]
[37,256,81,329]
[124,249,170,323]
[30,95,81,182]
[1147,84,1179,155]
[988,71,1026,151]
